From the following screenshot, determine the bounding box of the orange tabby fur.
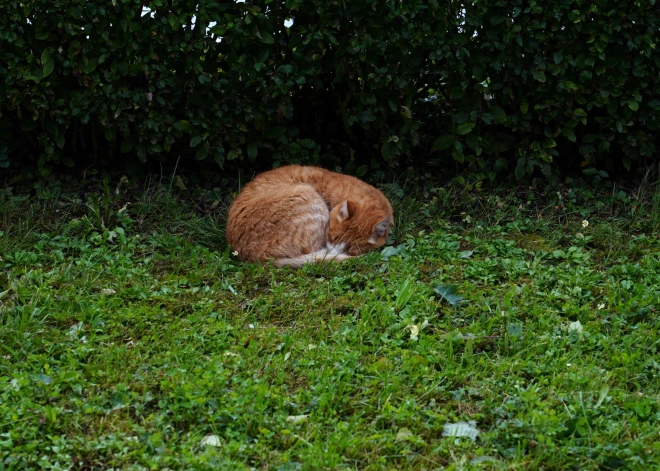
[226,165,393,267]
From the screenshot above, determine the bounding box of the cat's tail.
[273,250,352,268]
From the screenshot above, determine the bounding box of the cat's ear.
[337,200,354,221]
[337,200,349,221]
[372,217,390,238]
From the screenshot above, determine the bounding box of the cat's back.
[226,168,329,261]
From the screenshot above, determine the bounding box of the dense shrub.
[1,0,659,180]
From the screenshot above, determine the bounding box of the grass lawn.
[1,175,660,470]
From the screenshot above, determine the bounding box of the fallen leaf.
[285,415,309,424]
[174,175,187,190]
[568,320,583,333]
[395,427,414,441]
[200,434,221,447]
[381,245,405,260]
[434,284,464,306]
[442,421,479,441]
[458,250,474,259]
[408,324,420,341]
[470,456,499,464]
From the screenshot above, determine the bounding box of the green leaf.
[168,14,180,29]
[190,136,202,148]
[434,284,464,307]
[628,100,639,111]
[42,50,54,78]
[554,52,563,64]
[265,127,287,139]
[396,278,414,311]
[456,122,475,135]
[381,142,393,160]
[259,31,275,44]
[520,101,529,114]
[507,323,523,337]
[489,106,506,123]
[227,148,241,160]
[120,139,134,153]
[38,374,53,385]
[195,147,208,160]
[494,158,507,173]
[209,25,226,35]
[542,138,557,148]
[515,157,526,180]
[400,106,412,119]
[432,135,454,151]
[299,139,316,149]
[174,175,186,191]
[453,112,470,124]
[381,245,405,260]
[81,57,98,74]
[36,28,49,40]
[175,120,193,133]
[566,129,577,142]
[388,100,397,112]
[137,145,146,163]
[360,110,376,122]
[532,70,546,82]
[247,142,258,161]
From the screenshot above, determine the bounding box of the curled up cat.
[226,165,394,268]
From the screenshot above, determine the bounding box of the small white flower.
[598,303,606,310]
[582,220,589,228]
[232,250,239,256]
[248,323,254,329]
[567,363,572,367]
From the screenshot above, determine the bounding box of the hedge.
[1,0,659,180]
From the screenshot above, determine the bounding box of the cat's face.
[327,200,391,256]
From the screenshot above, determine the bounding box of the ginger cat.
[226,165,393,268]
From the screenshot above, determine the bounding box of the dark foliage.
[1,0,658,180]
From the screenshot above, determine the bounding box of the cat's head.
[327,200,392,256]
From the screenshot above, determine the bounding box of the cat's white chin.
[326,242,346,255]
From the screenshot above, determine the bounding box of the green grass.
[1,176,660,470]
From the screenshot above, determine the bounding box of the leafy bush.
[1,0,658,180]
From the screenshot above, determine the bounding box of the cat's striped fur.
[226,165,393,267]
